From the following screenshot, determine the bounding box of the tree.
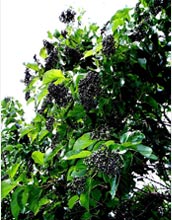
[1,1,171,219]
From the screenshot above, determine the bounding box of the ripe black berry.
[67,177,86,195]
[64,46,82,69]
[43,40,54,55]
[25,91,31,101]
[24,68,32,86]
[45,48,58,71]
[78,71,100,111]
[59,8,76,24]
[84,146,122,176]
[48,83,72,107]
[102,35,115,56]
[46,116,55,132]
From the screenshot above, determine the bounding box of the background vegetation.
[1,0,171,219]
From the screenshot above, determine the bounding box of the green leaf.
[91,189,102,201]
[31,151,45,165]
[120,131,145,144]
[27,186,42,214]
[110,176,119,199]
[73,133,96,150]
[80,193,89,211]
[136,144,153,158]
[7,163,20,179]
[37,87,48,102]
[43,69,65,84]
[1,180,18,199]
[39,130,49,141]
[28,128,39,143]
[39,47,48,59]
[84,49,94,58]
[10,187,23,219]
[68,195,79,209]
[20,125,35,138]
[25,63,39,71]
[64,150,91,160]
[144,95,159,109]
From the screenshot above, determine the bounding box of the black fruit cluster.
[48,83,72,107]
[64,46,82,69]
[67,177,86,195]
[51,133,59,149]
[91,124,113,140]
[84,147,122,176]
[78,71,100,111]
[59,8,76,24]
[45,48,58,71]
[38,94,53,115]
[102,35,115,56]
[46,116,55,132]
[24,68,32,86]
[25,91,31,101]
[43,40,54,55]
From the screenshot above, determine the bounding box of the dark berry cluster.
[59,8,76,24]
[38,94,53,115]
[33,54,42,67]
[64,46,82,69]
[67,177,86,195]
[24,68,32,86]
[43,40,54,55]
[129,24,147,42]
[46,116,55,132]
[102,35,115,56]
[84,147,122,176]
[45,48,58,71]
[25,91,31,101]
[61,30,68,38]
[48,83,72,107]
[51,133,59,149]
[78,72,100,111]
[91,124,113,140]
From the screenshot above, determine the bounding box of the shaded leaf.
[68,195,79,209]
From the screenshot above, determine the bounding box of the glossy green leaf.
[7,163,20,179]
[84,49,94,58]
[20,125,35,138]
[80,193,89,211]
[31,151,45,165]
[39,47,48,59]
[136,144,153,158]
[64,150,91,160]
[43,69,65,84]
[110,176,119,199]
[68,195,79,209]
[25,63,39,71]
[10,187,23,219]
[1,180,18,199]
[120,131,145,144]
[73,133,95,150]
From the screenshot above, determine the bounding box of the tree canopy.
[1,0,171,219]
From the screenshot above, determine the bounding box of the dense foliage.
[1,0,171,219]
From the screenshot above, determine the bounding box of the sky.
[1,0,138,120]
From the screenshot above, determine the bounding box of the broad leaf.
[64,150,91,160]
[73,133,96,150]
[136,144,153,158]
[1,180,18,199]
[31,151,45,165]
[43,69,65,84]
[68,195,79,209]
[80,193,89,211]
[7,163,20,179]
